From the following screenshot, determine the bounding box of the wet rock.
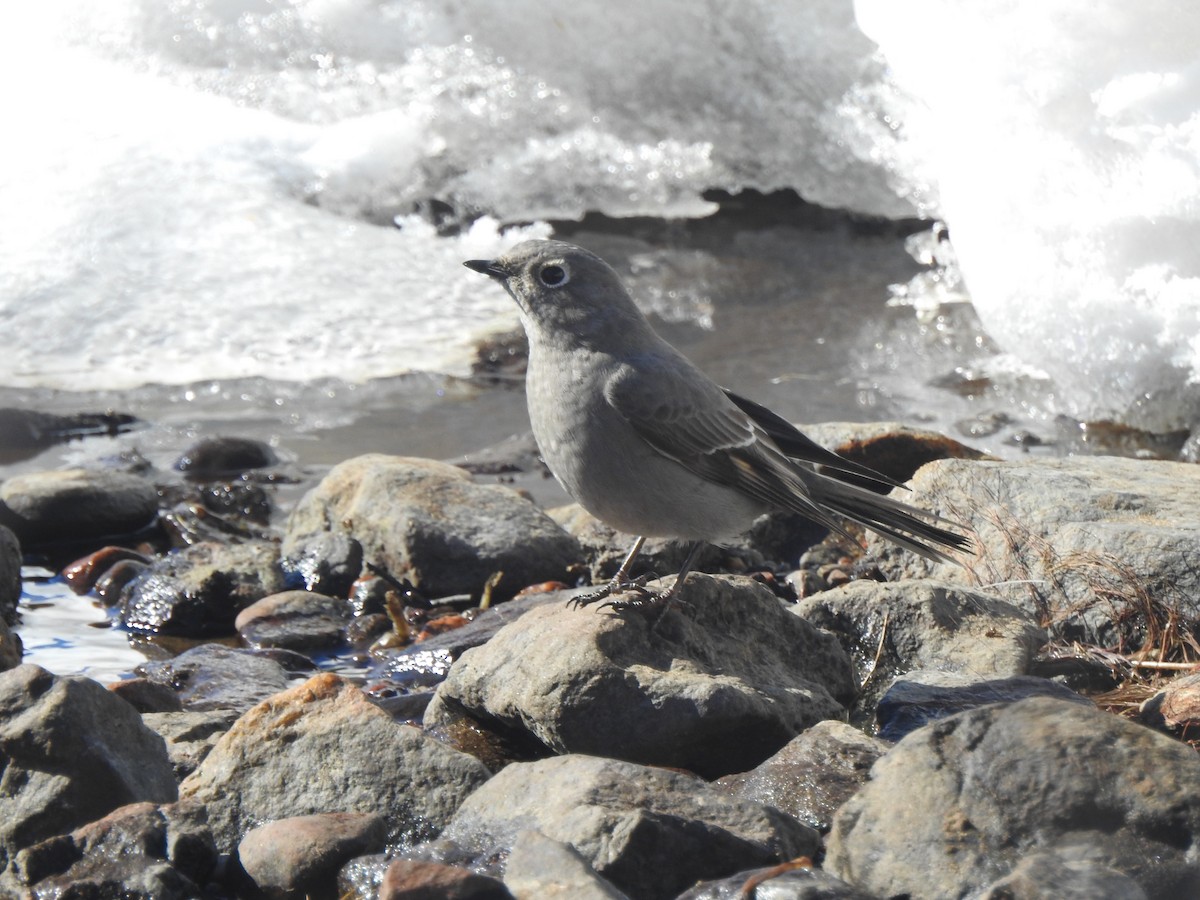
[141,709,241,781]
[0,524,20,623]
[174,436,277,478]
[283,455,581,603]
[0,665,177,872]
[716,720,890,834]
[424,574,855,779]
[380,859,513,900]
[875,670,1091,742]
[235,589,352,651]
[280,531,364,597]
[678,865,879,899]
[440,754,818,900]
[238,812,387,899]
[868,457,1200,647]
[121,539,285,635]
[503,829,630,899]
[969,849,1150,900]
[371,589,563,676]
[135,643,291,713]
[180,673,491,853]
[0,409,138,465]
[797,579,1044,679]
[108,676,185,713]
[827,696,1200,898]
[0,468,159,546]
[797,421,985,484]
[13,800,216,898]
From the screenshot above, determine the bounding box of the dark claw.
[567,573,652,609]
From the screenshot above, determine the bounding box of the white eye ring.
[538,263,570,288]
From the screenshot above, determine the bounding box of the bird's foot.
[568,573,653,610]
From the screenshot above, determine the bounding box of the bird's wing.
[603,360,857,537]
[605,359,971,562]
[721,389,905,491]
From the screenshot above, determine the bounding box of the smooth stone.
[379,859,512,900]
[173,435,277,478]
[0,468,159,545]
[235,589,352,651]
[238,812,387,899]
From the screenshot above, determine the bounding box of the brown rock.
[238,811,387,898]
[379,859,512,900]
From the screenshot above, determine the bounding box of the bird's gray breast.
[523,343,764,540]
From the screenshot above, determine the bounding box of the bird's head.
[464,240,648,346]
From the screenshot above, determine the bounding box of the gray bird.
[464,240,970,610]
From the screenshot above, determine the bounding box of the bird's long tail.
[804,471,972,564]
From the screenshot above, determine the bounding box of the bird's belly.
[529,380,764,542]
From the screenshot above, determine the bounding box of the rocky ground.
[0,418,1198,898]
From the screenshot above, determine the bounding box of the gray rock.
[424,574,855,779]
[875,670,1092,741]
[716,720,890,834]
[797,579,1045,680]
[13,800,216,898]
[235,589,352,651]
[677,865,881,899]
[827,696,1200,898]
[121,539,286,635]
[136,643,292,713]
[0,665,178,872]
[0,468,159,545]
[968,849,1150,900]
[867,457,1200,646]
[283,455,582,603]
[504,830,630,899]
[179,672,491,853]
[141,708,240,780]
[0,524,19,624]
[238,811,387,898]
[442,754,818,900]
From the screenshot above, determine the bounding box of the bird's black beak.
[463,259,509,281]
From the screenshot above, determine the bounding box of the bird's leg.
[599,541,706,623]
[569,536,649,608]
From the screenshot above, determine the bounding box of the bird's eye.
[538,264,569,288]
